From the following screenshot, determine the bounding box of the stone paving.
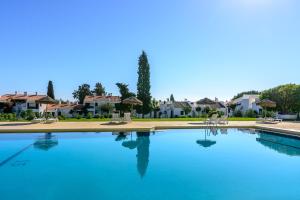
[0,121,300,137]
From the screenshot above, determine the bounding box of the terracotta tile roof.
[0,94,47,102]
[47,104,83,111]
[84,95,121,103]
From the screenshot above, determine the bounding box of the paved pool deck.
[1,121,300,137]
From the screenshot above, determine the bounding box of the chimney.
[15,91,17,95]
[24,92,27,96]
[35,92,38,96]
[59,100,62,105]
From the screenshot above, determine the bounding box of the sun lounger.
[45,118,58,124]
[123,112,132,122]
[205,114,218,125]
[256,117,281,124]
[32,118,46,123]
[218,116,228,125]
[111,113,122,123]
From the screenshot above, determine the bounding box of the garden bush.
[86,112,93,119]
[75,114,82,119]
[233,110,243,117]
[245,109,258,118]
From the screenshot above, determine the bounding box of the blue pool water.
[0,128,300,200]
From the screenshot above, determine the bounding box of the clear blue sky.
[0,0,299,101]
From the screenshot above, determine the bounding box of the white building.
[159,101,194,118]
[196,98,227,116]
[0,92,50,116]
[83,95,121,115]
[230,94,261,114]
[47,103,83,117]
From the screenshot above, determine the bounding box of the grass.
[55,117,257,122]
[0,117,257,122]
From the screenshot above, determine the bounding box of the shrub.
[217,111,225,117]
[262,110,276,118]
[203,106,211,114]
[25,110,35,120]
[233,110,243,117]
[86,112,93,119]
[245,109,257,118]
[7,113,16,121]
[94,114,101,118]
[20,111,26,119]
[201,113,208,118]
[208,110,218,117]
[58,115,66,120]
[75,114,82,119]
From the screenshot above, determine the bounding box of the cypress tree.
[137,51,151,117]
[47,80,55,99]
[170,94,175,102]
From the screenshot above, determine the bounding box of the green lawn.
[55,117,257,122]
[0,117,257,122]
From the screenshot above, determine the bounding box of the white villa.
[230,94,261,115]
[159,101,194,118]
[0,92,50,116]
[47,103,83,118]
[83,95,121,115]
[0,92,230,119]
[159,98,227,118]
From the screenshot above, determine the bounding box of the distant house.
[159,101,193,118]
[196,98,227,114]
[230,94,261,114]
[83,95,121,115]
[47,103,83,117]
[0,92,50,116]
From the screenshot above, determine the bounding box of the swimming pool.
[0,128,300,200]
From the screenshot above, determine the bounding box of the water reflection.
[33,133,58,151]
[136,132,150,178]
[220,128,228,135]
[121,132,150,178]
[196,129,216,148]
[256,132,300,156]
[114,132,128,141]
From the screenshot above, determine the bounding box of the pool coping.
[0,122,300,138]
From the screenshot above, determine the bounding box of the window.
[180,111,184,115]
[27,103,38,109]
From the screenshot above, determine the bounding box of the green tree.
[260,84,300,114]
[47,80,55,99]
[182,106,192,115]
[72,84,93,104]
[137,51,152,117]
[232,90,260,100]
[93,82,106,96]
[116,83,136,113]
[203,106,211,114]
[150,98,160,118]
[100,103,114,114]
[170,94,175,102]
[196,106,202,117]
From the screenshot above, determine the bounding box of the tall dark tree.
[93,82,106,96]
[137,51,151,117]
[72,84,93,104]
[170,94,175,102]
[116,83,136,113]
[47,81,55,99]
